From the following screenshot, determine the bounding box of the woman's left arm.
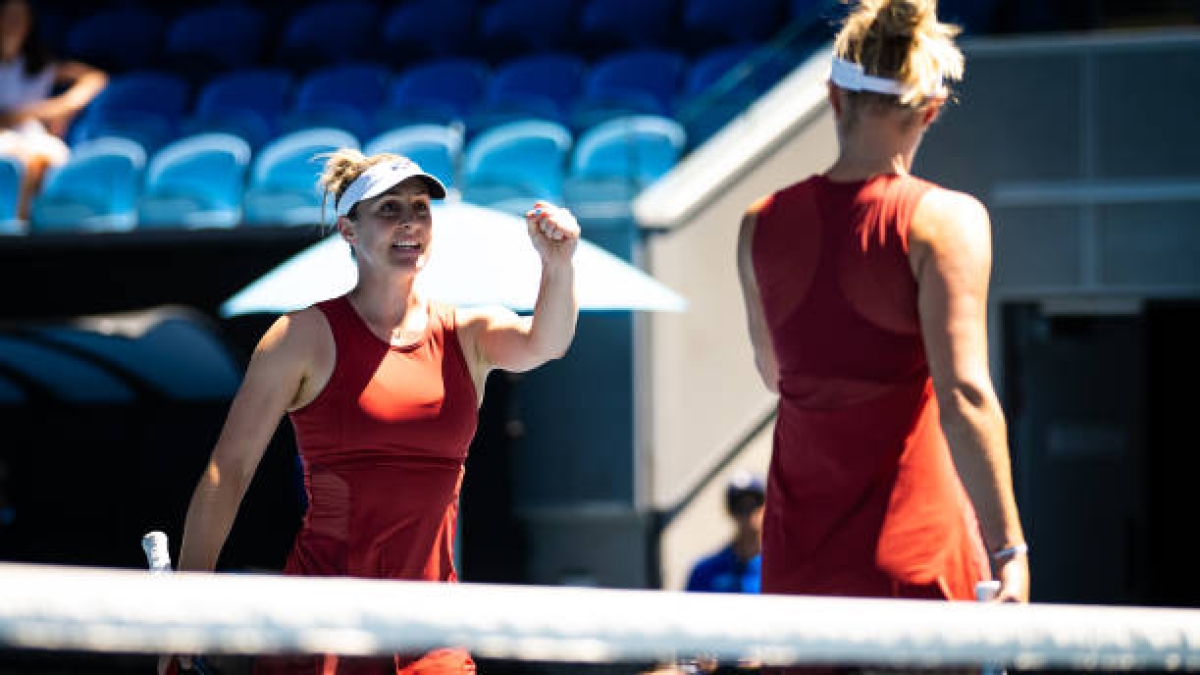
[459,202,580,378]
[24,60,107,129]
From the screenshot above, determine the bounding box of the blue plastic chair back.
[138,133,252,229]
[478,0,576,58]
[66,7,165,71]
[278,0,379,67]
[30,137,147,232]
[387,58,490,123]
[462,119,573,206]
[286,62,391,138]
[243,127,360,225]
[585,50,686,116]
[381,0,476,60]
[490,54,587,109]
[578,0,677,51]
[682,0,783,43]
[294,62,391,116]
[0,155,22,231]
[188,68,296,148]
[570,114,686,184]
[364,124,464,189]
[252,127,358,191]
[71,70,191,148]
[166,5,266,71]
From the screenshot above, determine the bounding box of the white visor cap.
[335,157,447,217]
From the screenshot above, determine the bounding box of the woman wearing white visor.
[162,150,579,675]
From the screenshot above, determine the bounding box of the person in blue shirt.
[686,471,765,594]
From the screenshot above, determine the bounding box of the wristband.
[991,543,1029,562]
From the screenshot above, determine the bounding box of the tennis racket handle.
[976,580,1006,675]
[142,530,172,573]
[975,579,1000,602]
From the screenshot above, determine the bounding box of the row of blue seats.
[47,0,824,75]
[68,47,792,153]
[2,116,687,234]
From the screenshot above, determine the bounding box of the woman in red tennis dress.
[162,150,580,674]
[737,0,1029,617]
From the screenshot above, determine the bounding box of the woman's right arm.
[737,202,779,393]
[909,189,1030,603]
[175,310,323,572]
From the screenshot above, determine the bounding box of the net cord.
[1,562,1198,670]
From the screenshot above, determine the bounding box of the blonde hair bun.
[833,0,964,105]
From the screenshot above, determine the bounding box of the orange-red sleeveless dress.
[752,173,990,602]
[254,295,478,675]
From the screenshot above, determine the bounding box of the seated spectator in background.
[0,0,106,220]
[686,471,765,594]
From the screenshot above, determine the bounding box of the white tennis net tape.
[2,562,1199,670]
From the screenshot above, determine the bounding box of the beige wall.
[659,421,774,591]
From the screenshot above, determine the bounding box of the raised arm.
[175,308,327,573]
[457,202,579,384]
[737,204,779,393]
[908,189,1029,602]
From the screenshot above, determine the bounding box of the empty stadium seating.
[563,114,686,219]
[6,0,839,232]
[65,6,165,73]
[163,5,267,81]
[182,68,296,150]
[137,132,253,229]
[242,127,359,227]
[460,119,574,214]
[364,124,464,191]
[30,137,147,233]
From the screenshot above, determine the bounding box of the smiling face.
[338,177,435,274]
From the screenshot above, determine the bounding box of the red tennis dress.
[752,174,989,602]
[255,295,478,674]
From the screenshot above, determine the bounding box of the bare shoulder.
[911,187,991,249]
[254,306,331,360]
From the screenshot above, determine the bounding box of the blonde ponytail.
[833,0,964,106]
[317,149,402,222]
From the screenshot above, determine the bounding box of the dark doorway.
[1003,300,1200,607]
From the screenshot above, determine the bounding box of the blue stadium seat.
[364,124,464,190]
[67,71,191,153]
[577,0,678,55]
[183,68,296,150]
[675,43,792,146]
[30,138,146,233]
[572,49,686,129]
[280,62,392,141]
[137,133,253,230]
[380,0,477,63]
[569,114,686,183]
[242,127,360,226]
[681,0,784,45]
[477,0,577,61]
[472,54,586,132]
[275,0,380,71]
[460,119,573,214]
[65,6,165,73]
[563,114,685,220]
[164,5,267,80]
[379,58,491,128]
[0,155,23,234]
